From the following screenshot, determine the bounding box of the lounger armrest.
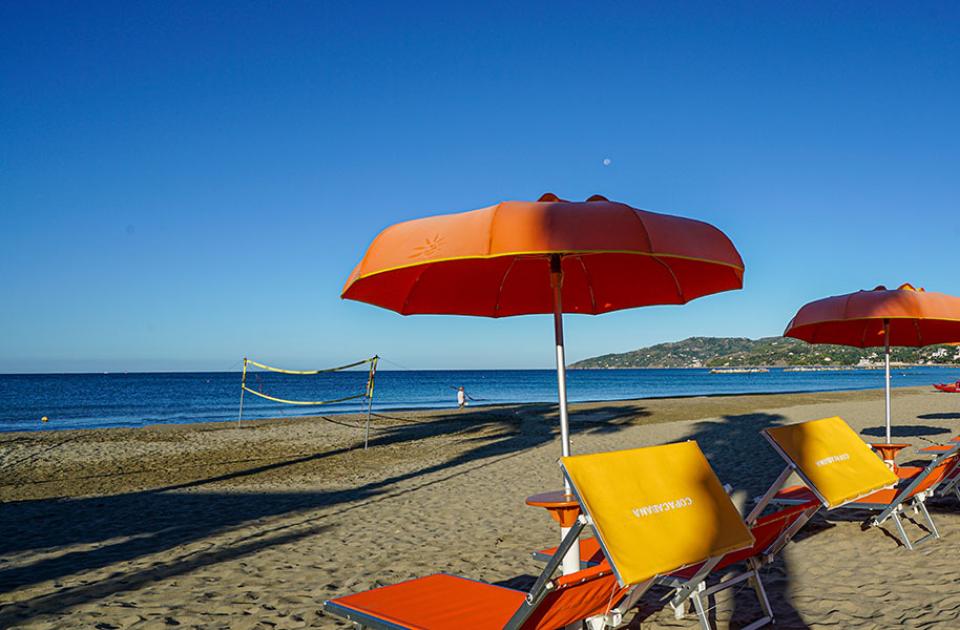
[770,485,819,506]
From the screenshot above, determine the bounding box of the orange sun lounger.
[324,441,755,629]
[535,498,819,630]
[766,416,955,550]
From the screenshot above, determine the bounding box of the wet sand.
[2,386,960,628]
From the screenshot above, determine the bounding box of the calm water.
[1,367,959,432]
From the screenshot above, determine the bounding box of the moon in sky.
[602,158,612,166]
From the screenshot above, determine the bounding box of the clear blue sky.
[2,2,958,372]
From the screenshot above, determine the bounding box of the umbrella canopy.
[785,284,960,347]
[785,283,960,443]
[342,193,743,574]
[342,194,743,316]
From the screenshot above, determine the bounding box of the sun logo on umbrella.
[410,234,444,258]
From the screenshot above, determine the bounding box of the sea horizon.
[4,366,959,434]
[0,362,947,376]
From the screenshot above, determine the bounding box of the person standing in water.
[457,386,466,409]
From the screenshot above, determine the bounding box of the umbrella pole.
[550,257,572,467]
[884,319,891,444]
[551,256,580,577]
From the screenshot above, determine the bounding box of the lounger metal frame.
[324,598,419,630]
[920,444,960,503]
[658,464,820,630]
[850,443,960,550]
[662,558,771,630]
[937,468,960,503]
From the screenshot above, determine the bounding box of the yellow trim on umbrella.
[342,249,744,296]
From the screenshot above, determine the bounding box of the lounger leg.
[918,500,941,539]
[890,511,915,551]
[691,583,712,630]
[744,562,774,630]
[588,578,653,630]
[669,556,722,612]
[671,599,687,621]
[584,616,607,630]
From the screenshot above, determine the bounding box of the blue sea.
[1,367,959,433]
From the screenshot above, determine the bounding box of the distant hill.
[569,336,960,369]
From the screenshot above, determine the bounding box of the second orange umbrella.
[785,284,960,442]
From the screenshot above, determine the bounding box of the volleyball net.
[238,355,379,448]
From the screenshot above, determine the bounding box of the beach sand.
[2,386,960,628]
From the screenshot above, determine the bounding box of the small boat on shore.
[934,381,960,393]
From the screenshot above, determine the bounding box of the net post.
[364,356,379,449]
[238,358,248,425]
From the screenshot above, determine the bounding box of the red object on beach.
[934,382,960,393]
[785,284,960,444]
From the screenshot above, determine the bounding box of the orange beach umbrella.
[343,193,743,461]
[343,193,743,576]
[785,284,960,442]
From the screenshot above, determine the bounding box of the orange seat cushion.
[327,573,525,629]
[896,465,924,480]
[853,487,900,505]
[779,482,899,506]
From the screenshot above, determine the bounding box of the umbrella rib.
[625,204,655,251]
[575,255,598,314]
[486,202,502,255]
[401,265,430,315]
[651,256,685,303]
[494,257,518,316]
[622,196,683,303]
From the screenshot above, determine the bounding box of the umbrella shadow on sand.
[917,412,960,420]
[0,402,646,624]
[860,424,951,439]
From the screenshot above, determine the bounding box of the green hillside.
[570,336,960,369]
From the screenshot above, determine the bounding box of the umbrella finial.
[538,193,561,202]
[898,283,923,292]
[586,194,609,202]
[872,285,888,291]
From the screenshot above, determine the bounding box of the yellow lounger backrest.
[561,441,754,587]
[763,416,898,508]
